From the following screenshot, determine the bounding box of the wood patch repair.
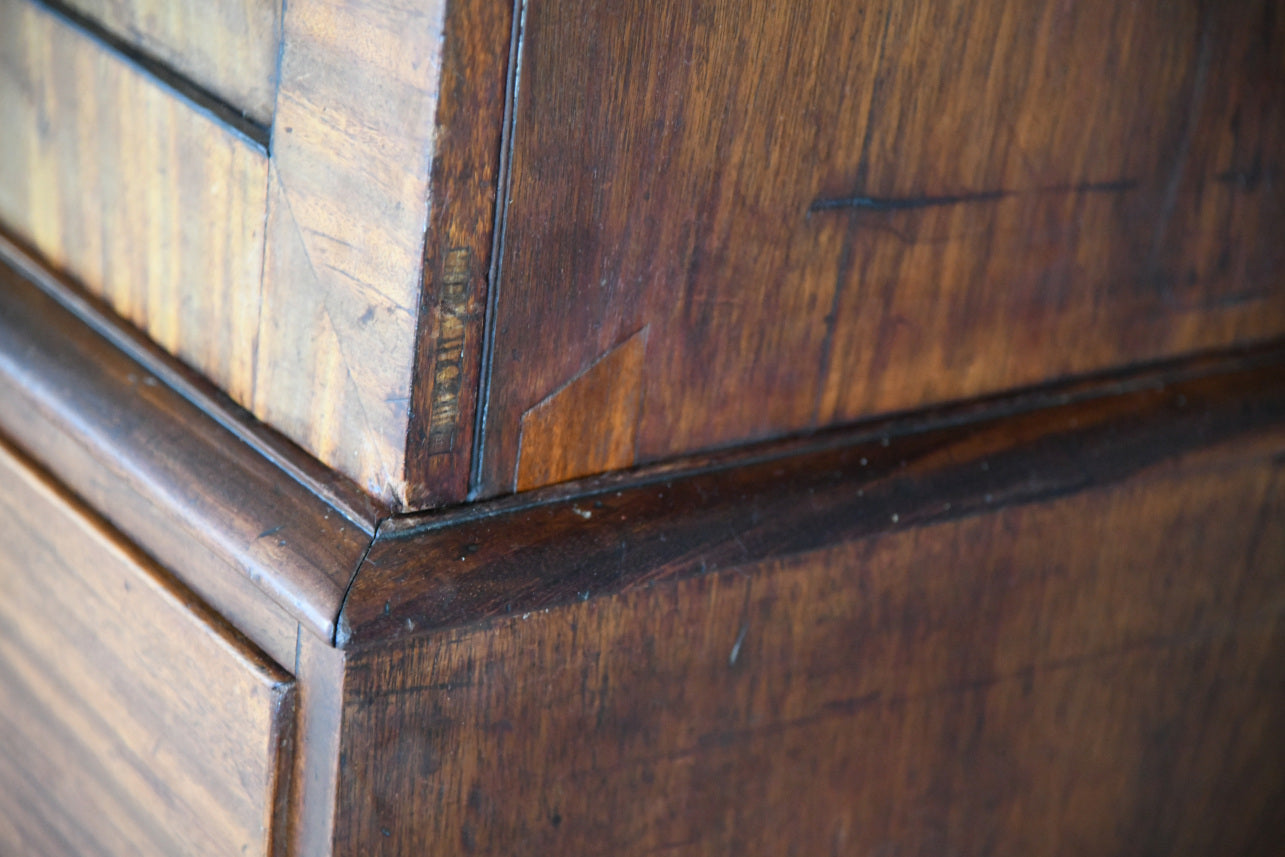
[515,328,649,491]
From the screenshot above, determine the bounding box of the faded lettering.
[426,248,473,454]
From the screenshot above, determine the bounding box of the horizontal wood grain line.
[30,0,271,148]
[381,339,1285,540]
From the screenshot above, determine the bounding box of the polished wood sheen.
[0,0,270,399]
[59,0,282,125]
[342,356,1285,642]
[2,238,1280,852]
[476,0,1285,494]
[0,440,294,857]
[334,360,1285,855]
[0,235,372,664]
[2,1,1283,848]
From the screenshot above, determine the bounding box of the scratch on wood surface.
[808,179,1138,214]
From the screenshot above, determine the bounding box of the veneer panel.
[0,439,294,857]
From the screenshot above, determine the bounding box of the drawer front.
[0,440,294,857]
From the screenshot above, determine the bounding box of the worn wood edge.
[26,0,271,149]
[403,0,517,508]
[0,237,372,645]
[258,0,449,508]
[0,429,299,852]
[337,347,1285,647]
[0,230,386,532]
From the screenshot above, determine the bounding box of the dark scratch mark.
[257,525,285,539]
[1215,160,1266,191]
[809,179,1138,214]
[811,188,1010,213]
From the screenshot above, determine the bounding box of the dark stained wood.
[405,0,515,507]
[476,0,1285,495]
[342,352,1285,643]
[334,368,1285,855]
[0,236,371,662]
[0,436,295,857]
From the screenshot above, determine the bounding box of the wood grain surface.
[251,0,448,504]
[57,0,282,126]
[403,0,514,507]
[476,0,1285,495]
[0,234,370,663]
[0,438,295,857]
[335,358,1285,856]
[0,0,270,402]
[286,628,348,857]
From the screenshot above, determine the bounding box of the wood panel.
[58,0,282,126]
[339,460,1285,856]
[477,0,1285,494]
[334,359,1285,855]
[0,0,269,398]
[0,232,370,664]
[0,439,294,857]
[286,627,348,857]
